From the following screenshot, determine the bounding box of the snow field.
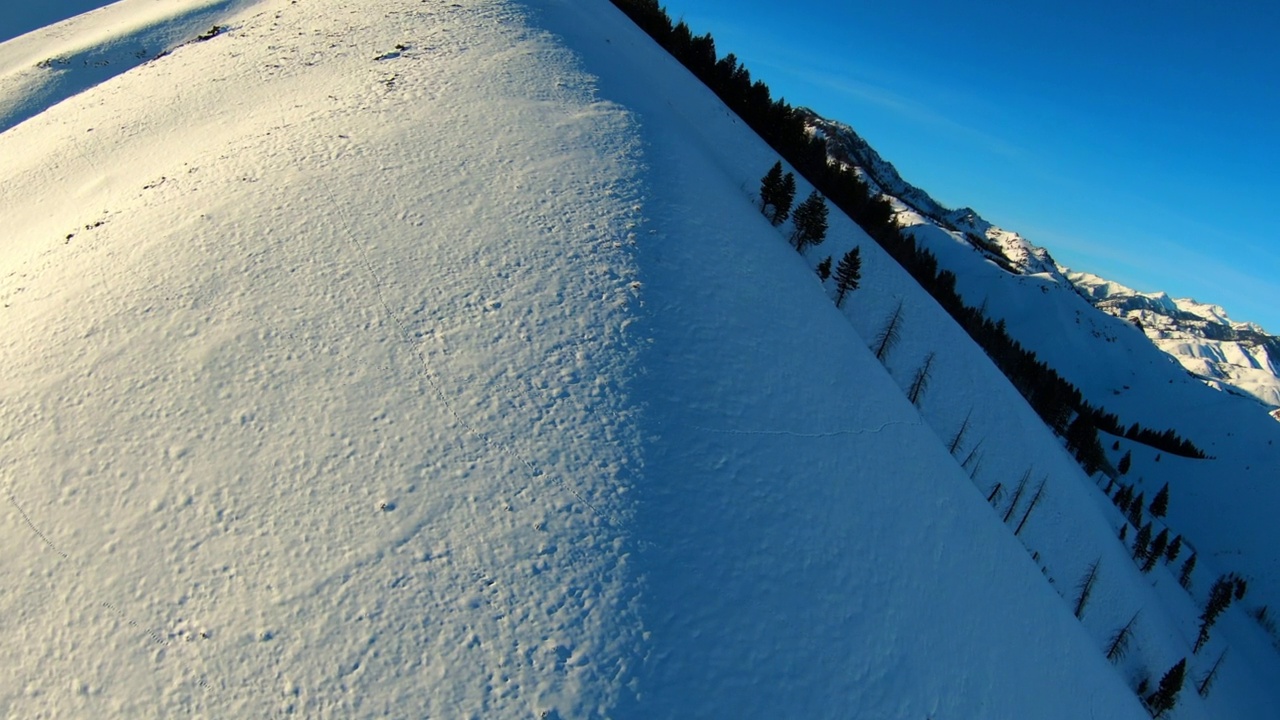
[2,0,1277,717]
[535,0,1161,717]
[3,0,648,715]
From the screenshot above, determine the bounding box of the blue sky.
[0,1,113,43]
[658,0,1280,331]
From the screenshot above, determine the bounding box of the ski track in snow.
[4,482,70,559]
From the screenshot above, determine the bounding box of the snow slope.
[801,110,1280,635]
[1,0,1270,717]
[3,1,650,715]
[0,0,260,134]
[883,197,1280,608]
[0,0,123,44]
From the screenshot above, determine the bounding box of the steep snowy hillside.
[0,0,124,44]
[2,0,1275,717]
[0,0,259,134]
[798,108,1280,678]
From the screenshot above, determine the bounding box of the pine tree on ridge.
[790,190,829,252]
[833,246,862,308]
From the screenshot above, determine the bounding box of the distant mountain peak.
[1066,270,1280,407]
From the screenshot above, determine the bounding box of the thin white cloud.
[791,66,1027,160]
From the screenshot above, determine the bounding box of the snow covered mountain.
[799,100,1280,711]
[802,108,1065,279]
[1069,270,1280,408]
[2,0,1278,717]
[803,109,1280,413]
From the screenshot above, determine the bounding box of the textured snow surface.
[3,1,647,715]
[0,0,1274,718]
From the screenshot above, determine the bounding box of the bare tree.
[1003,468,1032,524]
[948,409,972,457]
[1105,611,1140,663]
[872,299,904,362]
[1073,558,1101,619]
[906,352,936,407]
[1196,650,1227,697]
[1014,478,1047,536]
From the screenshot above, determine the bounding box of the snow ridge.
[800,107,1064,279]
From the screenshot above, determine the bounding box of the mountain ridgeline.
[805,111,1280,414]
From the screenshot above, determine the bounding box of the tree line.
[607,0,1205,463]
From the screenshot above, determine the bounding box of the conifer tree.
[1150,482,1170,518]
[758,161,794,226]
[790,190,829,252]
[1195,575,1238,653]
[833,247,862,308]
[1113,483,1131,509]
[1133,521,1152,563]
[778,171,796,225]
[816,256,832,281]
[1165,534,1182,564]
[1143,528,1169,573]
[1117,450,1132,475]
[1127,492,1145,528]
[759,161,783,219]
[1146,658,1186,718]
[1179,552,1197,590]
